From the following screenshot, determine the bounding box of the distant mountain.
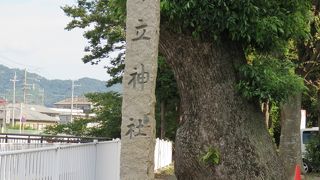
[0,64,122,106]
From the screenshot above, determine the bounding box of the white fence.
[0,138,172,180]
[154,138,172,170]
[0,140,121,180]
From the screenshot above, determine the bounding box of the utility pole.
[40,88,45,105]
[23,69,31,104]
[19,103,23,133]
[1,105,5,133]
[10,72,18,127]
[70,80,80,123]
[2,102,8,133]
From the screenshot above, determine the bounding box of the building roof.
[7,104,59,115]
[17,110,59,122]
[50,108,83,113]
[3,104,60,122]
[27,104,60,114]
[50,108,97,117]
[0,98,7,105]
[54,97,92,105]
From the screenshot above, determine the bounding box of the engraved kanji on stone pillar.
[120,0,160,179]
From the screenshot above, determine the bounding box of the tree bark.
[159,29,285,179]
[279,94,303,177]
[317,90,320,129]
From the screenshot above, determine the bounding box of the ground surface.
[155,174,177,180]
[155,164,320,179]
[304,173,320,180]
[155,164,177,180]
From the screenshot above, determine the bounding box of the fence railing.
[0,140,121,180]
[0,143,58,152]
[0,138,172,180]
[0,133,110,144]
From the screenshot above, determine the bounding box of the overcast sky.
[0,0,110,81]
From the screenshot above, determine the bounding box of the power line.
[0,54,42,70]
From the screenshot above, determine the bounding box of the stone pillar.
[120,0,160,179]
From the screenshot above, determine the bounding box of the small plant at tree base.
[199,147,220,166]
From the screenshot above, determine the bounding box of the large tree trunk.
[317,90,320,129]
[279,94,303,177]
[159,29,285,179]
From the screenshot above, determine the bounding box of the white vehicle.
[301,127,319,155]
[300,127,319,172]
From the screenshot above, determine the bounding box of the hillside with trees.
[0,64,121,106]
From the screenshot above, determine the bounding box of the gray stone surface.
[120,0,160,179]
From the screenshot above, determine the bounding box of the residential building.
[0,103,60,130]
[54,97,93,113]
[50,108,96,124]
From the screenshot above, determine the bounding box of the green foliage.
[85,91,122,138]
[161,0,311,51]
[8,124,35,130]
[62,0,126,86]
[155,100,179,141]
[62,0,313,144]
[294,5,320,128]
[199,147,220,166]
[63,0,311,85]
[237,56,306,103]
[43,118,92,136]
[305,136,320,171]
[156,56,179,101]
[155,57,179,141]
[44,92,122,138]
[268,102,281,147]
[301,85,318,127]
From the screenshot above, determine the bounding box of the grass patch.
[155,164,174,176]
